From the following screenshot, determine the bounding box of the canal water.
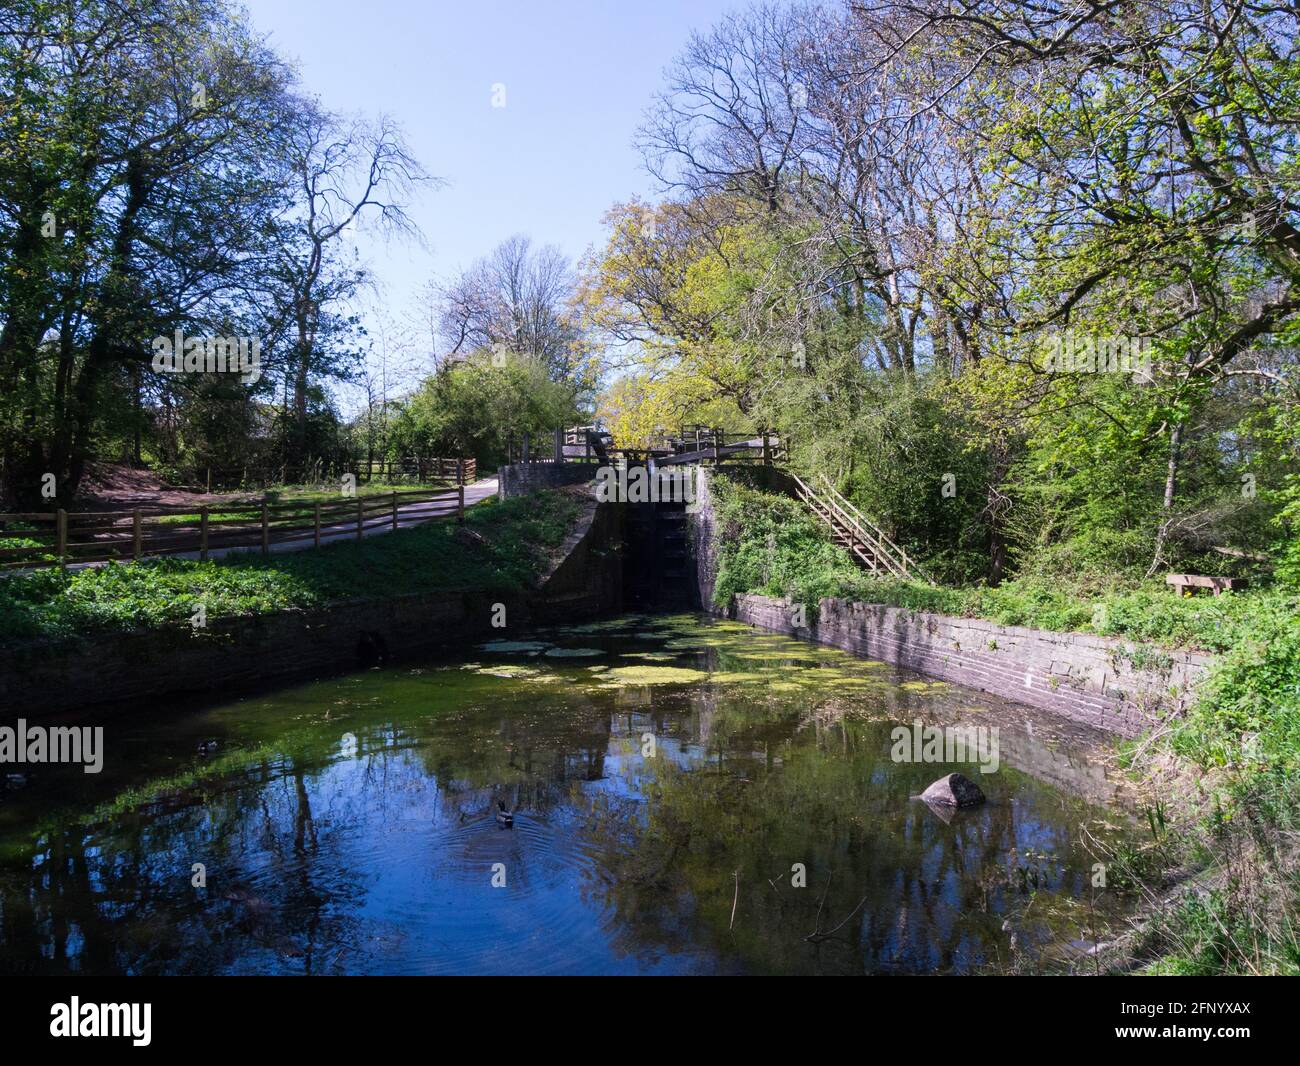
[0,614,1143,975]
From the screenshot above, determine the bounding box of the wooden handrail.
[788,472,932,584]
[817,475,935,585]
[790,473,906,579]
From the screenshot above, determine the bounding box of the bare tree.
[273,105,437,473]
[636,2,992,375]
[428,234,584,381]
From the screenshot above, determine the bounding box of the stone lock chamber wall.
[3,497,625,718]
[728,595,1209,738]
[685,466,1210,737]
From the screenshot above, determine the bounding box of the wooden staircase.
[789,472,934,584]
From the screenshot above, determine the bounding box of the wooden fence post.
[260,501,270,555]
[314,502,321,548]
[762,431,771,466]
[57,508,67,568]
[200,505,209,561]
[458,481,465,524]
[356,497,364,540]
[392,490,399,532]
[457,459,464,486]
[133,509,142,560]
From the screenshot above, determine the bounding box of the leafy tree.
[384,351,584,470]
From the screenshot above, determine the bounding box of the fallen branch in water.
[805,872,869,943]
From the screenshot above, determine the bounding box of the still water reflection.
[0,614,1140,974]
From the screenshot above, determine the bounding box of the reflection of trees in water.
[0,751,381,974]
[0,641,1127,975]
[413,684,616,815]
[0,695,624,974]
[570,682,1108,975]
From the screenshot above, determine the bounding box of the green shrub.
[709,471,1292,651]
[710,477,865,617]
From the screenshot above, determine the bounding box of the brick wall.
[497,463,595,498]
[1,590,512,719]
[730,594,1210,738]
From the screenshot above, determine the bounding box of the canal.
[0,613,1142,974]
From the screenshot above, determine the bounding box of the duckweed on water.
[0,611,1143,975]
[708,671,769,684]
[474,665,539,678]
[601,665,712,686]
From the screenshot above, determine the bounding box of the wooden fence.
[195,456,477,492]
[353,456,477,484]
[0,484,469,571]
[635,430,784,467]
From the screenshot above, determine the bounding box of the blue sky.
[245,0,740,317]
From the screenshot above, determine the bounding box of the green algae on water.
[601,665,711,686]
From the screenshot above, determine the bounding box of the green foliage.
[774,370,994,584]
[384,351,583,470]
[1137,770,1300,976]
[709,477,864,617]
[0,491,580,644]
[1171,600,1300,770]
[708,473,1293,650]
[1265,404,1300,587]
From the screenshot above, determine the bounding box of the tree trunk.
[1146,421,1183,578]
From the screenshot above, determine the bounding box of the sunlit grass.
[0,491,580,644]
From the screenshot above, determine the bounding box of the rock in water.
[920,772,985,808]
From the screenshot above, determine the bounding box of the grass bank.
[0,489,581,646]
[709,475,1293,654]
[709,472,1300,974]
